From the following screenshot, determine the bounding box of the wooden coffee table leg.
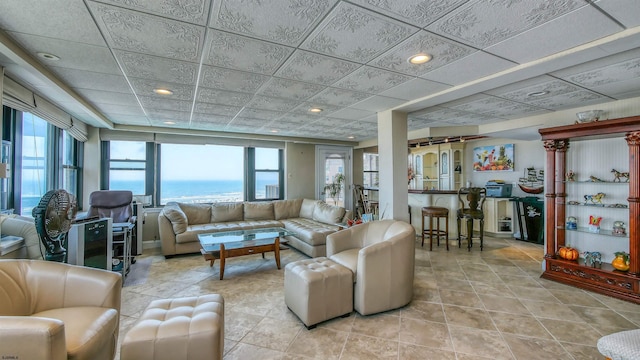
[219,244,226,280]
[274,237,281,269]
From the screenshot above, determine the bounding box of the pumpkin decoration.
[611,252,630,272]
[558,246,579,261]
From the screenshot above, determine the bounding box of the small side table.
[0,235,25,257]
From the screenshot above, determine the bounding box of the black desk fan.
[32,189,77,262]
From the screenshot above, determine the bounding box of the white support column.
[377,110,408,222]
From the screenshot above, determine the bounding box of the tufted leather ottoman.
[597,329,640,360]
[120,294,224,360]
[285,257,352,329]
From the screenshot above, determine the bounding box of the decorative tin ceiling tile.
[274,50,360,85]
[94,0,211,25]
[146,109,191,121]
[196,88,252,106]
[333,66,413,94]
[75,88,140,105]
[329,108,374,120]
[204,29,294,74]
[567,58,640,87]
[191,113,234,124]
[210,0,335,46]
[525,90,608,110]
[350,0,470,27]
[50,67,132,93]
[194,102,242,116]
[115,50,198,85]
[189,120,227,131]
[236,108,286,121]
[278,113,320,124]
[301,2,418,63]
[448,96,546,118]
[290,102,341,116]
[199,65,270,93]
[89,2,205,62]
[308,88,371,107]
[427,0,584,48]
[129,78,195,101]
[495,79,581,103]
[263,120,303,131]
[228,117,267,127]
[257,78,326,100]
[245,96,301,112]
[372,30,474,76]
[138,96,192,112]
[94,103,145,115]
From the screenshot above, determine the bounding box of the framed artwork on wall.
[473,144,514,172]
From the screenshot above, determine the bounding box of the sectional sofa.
[158,198,351,258]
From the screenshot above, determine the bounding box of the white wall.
[285,142,316,200]
[81,126,101,211]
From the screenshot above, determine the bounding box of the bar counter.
[408,189,462,238]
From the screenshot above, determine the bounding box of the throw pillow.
[244,202,275,220]
[312,201,346,224]
[299,198,319,219]
[273,199,303,220]
[163,203,188,234]
[211,202,243,222]
[179,203,212,225]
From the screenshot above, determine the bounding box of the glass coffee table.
[198,227,294,280]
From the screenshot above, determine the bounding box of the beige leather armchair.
[326,219,415,316]
[0,260,122,360]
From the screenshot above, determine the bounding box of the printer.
[485,180,513,197]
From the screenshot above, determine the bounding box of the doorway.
[316,145,352,210]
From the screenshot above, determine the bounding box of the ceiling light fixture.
[153,88,173,95]
[347,136,355,139]
[270,130,278,133]
[163,121,176,125]
[309,107,323,113]
[408,53,432,65]
[37,52,60,61]
[460,136,465,143]
[527,90,548,97]
[444,137,449,143]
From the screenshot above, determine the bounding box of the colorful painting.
[473,144,514,172]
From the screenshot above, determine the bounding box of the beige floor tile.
[560,342,603,360]
[286,327,349,360]
[400,300,446,323]
[479,294,529,314]
[502,333,572,360]
[509,285,559,302]
[538,318,602,345]
[225,343,284,360]
[439,288,483,308]
[398,318,453,350]
[242,317,303,351]
[443,304,496,330]
[225,309,264,342]
[521,299,585,322]
[488,311,552,339]
[352,313,401,340]
[569,305,638,334]
[547,288,607,308]
[448,325,514,360]
[340,333,398,360]
[398,343,456,360]
[471,281,516,296]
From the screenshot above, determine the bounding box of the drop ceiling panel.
[191,113,234,124]
[308,88,372,107]
[199,65,270,93]
[597,0,640,28]
[245,95,301,112]
[196,88,252,106]
[300,2,418,63]
[274,50,360,85]
[204,29,293,74]
[257,78,326,101]
[0,0,106,46]
[290,102,341,116]
[129,79,195,101]
[138,96,192,112]
[88,2,205,62]
[421,51,516,86]
[147,109,191,122]
[95,103,146,116]
[486,6,622,63]
[97,0,211,25]
[73,88,139,106]
[236,108,286,121]
[380,78,451,101]
[7,32,121,75]
[115,50,199,85]
[349,0,470,28]
[350,96,406,112]
[332,66,413,94]
[50,67,131,93]
[327,107,374,120]
[426,0,586,48]
[193,103,242,116]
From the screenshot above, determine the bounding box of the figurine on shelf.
[566,170,577,182]
[613,221,626,236]
[584,192,605,205]
[611,169,630,182]
[612,252,630,272]
[583,251,602,268]
[589,175,605,182]
[588,215,602,233]
[566,216,577,230]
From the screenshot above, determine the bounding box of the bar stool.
[421,206,449,251]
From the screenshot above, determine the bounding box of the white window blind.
[2,75,89,142]
[100,129,284,148]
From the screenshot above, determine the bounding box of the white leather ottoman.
[120,294,224,360]
[597,329,640,360]
[285,257,353,329]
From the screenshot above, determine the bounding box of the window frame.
[246,147,284,201]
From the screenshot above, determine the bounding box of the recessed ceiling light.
[37,52,60,61]
[309,107,323,113]
[347,136,355,139]
[527,90,548,97]
[408,53,432,65]
[163,121,176,125]
[270,130,278,133]
[154,88,173,95]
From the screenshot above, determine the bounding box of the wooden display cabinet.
[539,116,640,304]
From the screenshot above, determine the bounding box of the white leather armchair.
[326,219,415,316]
[0,260,122,360]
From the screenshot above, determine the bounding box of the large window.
[160,144,244,204]
[20,113,49,215]
[249,147,282,201]
[62,130,82,199]
[108,141,146,195]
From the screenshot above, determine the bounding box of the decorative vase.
[611,252,630,272]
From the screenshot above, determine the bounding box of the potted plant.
[323,173,345,205]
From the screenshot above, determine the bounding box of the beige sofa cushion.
[180,203,212,225]
[211,202,243,222]
[299,199,318,219]
[273,199,303,220]
[312,201,346,224]
[244,202,275,220]
[163,202,188,234]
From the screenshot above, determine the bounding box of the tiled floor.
[118,236,640,359]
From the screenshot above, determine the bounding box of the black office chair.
[457,187,487,251]
[86,190,137,269]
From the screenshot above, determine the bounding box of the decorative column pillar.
[555,139,569,249]
[543,140,558,259]
[377,110,409,222]
[625,131,640,276]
